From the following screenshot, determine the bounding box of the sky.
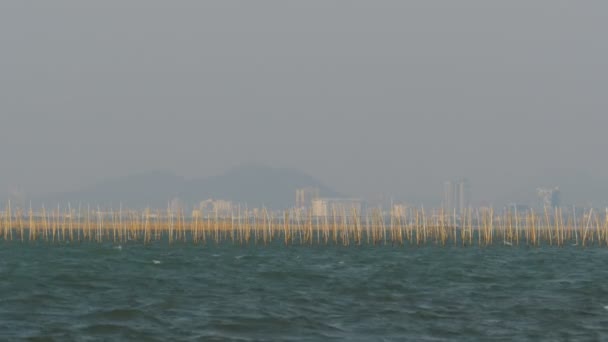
[1,1,607,206]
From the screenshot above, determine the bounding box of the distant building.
[537,187,560,209]
[391,204,408,217]
[295,187,320,209]
[311,199,328,217]
[443,179,471,214]
[199,199,213,215]
[311,198,362,217]
[198,199,233,217]
[169,197,184,213]
[443,181,454,214]
[213,200,233,216]
[8,186,27,210]
[508,203,530,213]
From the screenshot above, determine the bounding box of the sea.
[1,242,607,341]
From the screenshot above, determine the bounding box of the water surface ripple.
[1,243,607,341]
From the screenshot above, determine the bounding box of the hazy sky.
[1,1,607,205]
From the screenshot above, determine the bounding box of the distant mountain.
[34,170,187,209]
[34,163,339,209]
[182,163,338,208]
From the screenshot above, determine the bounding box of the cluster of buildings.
[441,179,563,213]
[295,187,363,217]
[295,187,320,210]
[166,180,565,219]
[170,198,235,218]
[197,199,234,217]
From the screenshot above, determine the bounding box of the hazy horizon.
[2,1,607,206]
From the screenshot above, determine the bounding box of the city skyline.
[2,1,608,207]
[1,2,605,340]
[1,162,581,212]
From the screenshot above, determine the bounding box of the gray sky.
[1,1,607,206]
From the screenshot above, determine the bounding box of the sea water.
[1,242,607,341]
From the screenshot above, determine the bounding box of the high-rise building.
[457,179,471,214]
[442,179,471,214]
[311,198,328,217]
[296,187,320,209]
[443,181,454,214]
[537,187,560,209]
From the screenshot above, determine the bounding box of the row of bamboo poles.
[0,204,606,247]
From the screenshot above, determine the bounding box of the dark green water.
[1,243,607,341]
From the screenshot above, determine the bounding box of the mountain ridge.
[32,163,339,209]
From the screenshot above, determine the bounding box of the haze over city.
[1,1,607,207]
[3,3,608,341]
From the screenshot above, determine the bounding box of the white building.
[311,198,362,217]
[295,187,320,209]
[537,187,560,209]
